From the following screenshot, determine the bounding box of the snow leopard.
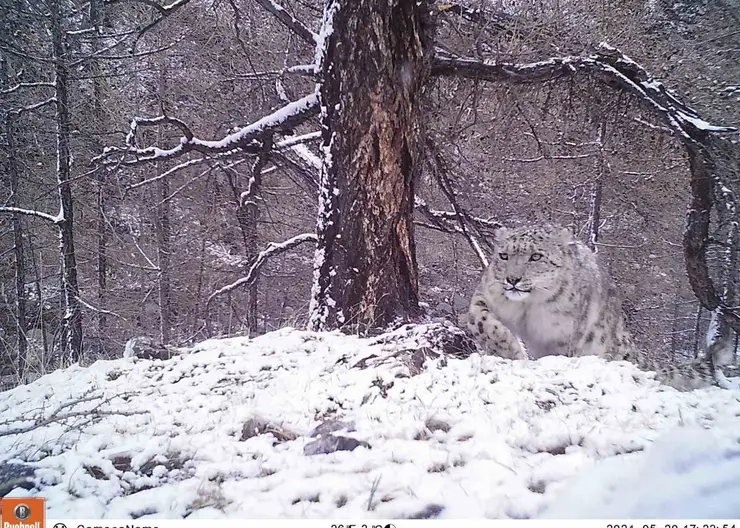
[467,224,714,391]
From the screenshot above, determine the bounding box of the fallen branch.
[0,391,144,437]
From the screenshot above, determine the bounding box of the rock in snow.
[0,325,738,519]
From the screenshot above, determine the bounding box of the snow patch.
[1,328,739,519]
[541,426,740,518]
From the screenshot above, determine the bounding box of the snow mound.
[542,426,740,519]
[1,325,739,519]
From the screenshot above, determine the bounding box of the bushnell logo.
[0,498,46,528]
[13,505,31,521]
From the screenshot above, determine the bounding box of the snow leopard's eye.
[529,253,543,262]
[499,252,508,260]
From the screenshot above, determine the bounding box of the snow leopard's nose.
[506,276,521,286]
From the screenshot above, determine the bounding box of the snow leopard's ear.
[493,226,509,246]
[558,225,578,245]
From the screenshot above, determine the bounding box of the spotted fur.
[467,224,714,391]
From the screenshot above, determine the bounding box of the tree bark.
[90,0,108,334]
[51,0,83,363]
[155,57,171,344]
[242,145,271,335]
[308,0,434,331]
[3,88,28,378]
[586,121,606,252]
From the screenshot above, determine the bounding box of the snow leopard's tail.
[615,343,716,391]
[648,318,740,391]
[649,357,716,391]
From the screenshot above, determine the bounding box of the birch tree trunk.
[308,0,433,331]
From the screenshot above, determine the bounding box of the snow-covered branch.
[9,97,57,116]
[0,390,143,437]
[275,131,322,149]
[285,64,317,76]
[206,233,318,307]
[126,157,210,191]
[254,0,317,44]
[75,296,129,322]
[125,115,194,148]
[240,137,272,207]
[1,82,55,95]
[104,0,187,13]
[431,45,736,139]
[0,207,61,224]
[414,199,501,232]
[94,92,320,167]
[238,65,316,80]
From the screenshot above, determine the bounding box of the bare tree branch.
[0,391,144,437]
[275,131,321,149]
[94,92,320,166]
[424,136,495,267]
[414,197,499,268]
[126,114,194,146]
[254,0,317,45]
[104,0,191,46]
[9,97,57,116]
[206,233,318,308]
[75,295,129,322]
[1,81,55,95]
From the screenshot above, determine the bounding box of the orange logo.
[0,498,45,528]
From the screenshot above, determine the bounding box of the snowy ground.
[1,325,739,519]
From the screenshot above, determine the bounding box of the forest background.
[1,0,739,388]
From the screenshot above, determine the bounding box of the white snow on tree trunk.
[307,0,342,332]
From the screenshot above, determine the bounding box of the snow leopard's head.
[483,224,576,302]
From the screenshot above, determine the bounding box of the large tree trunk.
[51,0,83,363]
[308,0,434,331]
